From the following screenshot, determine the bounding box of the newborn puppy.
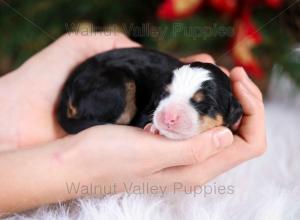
[56,48,242,140]
[152,63,242,140]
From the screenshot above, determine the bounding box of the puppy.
[56,48,242,140]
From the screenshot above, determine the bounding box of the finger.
[233,82,259,116]
[219,66,230,76]
[180,54,230,77]
[230,67,263,101]
[232,81,265,144]
[59,32,141,62]
[153,136,250,186]
[112,32,141,49]
[22,32,140,76]
[180,53,215,64]
[231,77,266,154]
[152,127,233,170]
[20,32,141,92]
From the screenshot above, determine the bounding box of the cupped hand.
[147,54,267,186]
[63,124,233,191]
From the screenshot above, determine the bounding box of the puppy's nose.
[162,111,180,128]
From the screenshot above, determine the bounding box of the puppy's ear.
[227,95,243,127]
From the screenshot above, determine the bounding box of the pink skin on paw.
[143,123,152,132]
[144,123,160,135]
[232,116,242,131]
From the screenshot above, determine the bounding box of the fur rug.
[6,72,300,220]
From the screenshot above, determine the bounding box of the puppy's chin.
[155,126,198,140]
[152,111,200,140]
[161,130,195,140]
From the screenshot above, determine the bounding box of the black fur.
[189,62,243,127]
[56,48,242,134]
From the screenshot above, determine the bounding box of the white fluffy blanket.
[6,73,300,220]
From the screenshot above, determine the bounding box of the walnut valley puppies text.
[65,182,235,198]
[65,22,234,40]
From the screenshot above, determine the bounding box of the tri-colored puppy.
[56,48,242,140]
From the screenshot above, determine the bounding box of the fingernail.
[213,128,233,149]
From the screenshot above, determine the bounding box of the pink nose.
[162,111,180,127]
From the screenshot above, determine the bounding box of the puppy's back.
[56,48,182,134]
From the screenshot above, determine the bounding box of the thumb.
[154,127,233,169]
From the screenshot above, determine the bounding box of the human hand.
[0,37,266,213]
[0,33,140,149]
[0,32,266,184]
[60,122,234,195]
[146,54,267,186]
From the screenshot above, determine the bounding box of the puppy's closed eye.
[192,91,204,103]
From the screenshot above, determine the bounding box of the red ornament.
[157,0,204,20]
[265,0,283,8]
[231,11,264,78]
[209,0,238,14]
[156,0,283,78]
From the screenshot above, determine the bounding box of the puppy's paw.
[231,116,242,132]
[144,123,160,135]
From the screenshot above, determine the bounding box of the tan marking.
[200,114,224,132]
[192,91,204,103]
[67,99,78,118]
[115,81,137,125]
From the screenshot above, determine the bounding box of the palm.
[0,33,140,148]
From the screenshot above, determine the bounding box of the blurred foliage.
[0,0,299,87]
[0,0,160,73]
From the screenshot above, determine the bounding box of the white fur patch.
[169,65,211,100]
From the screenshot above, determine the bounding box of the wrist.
[0,138,84,213]
[58,133,110,194]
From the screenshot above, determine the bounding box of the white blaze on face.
[153,65,212,140]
